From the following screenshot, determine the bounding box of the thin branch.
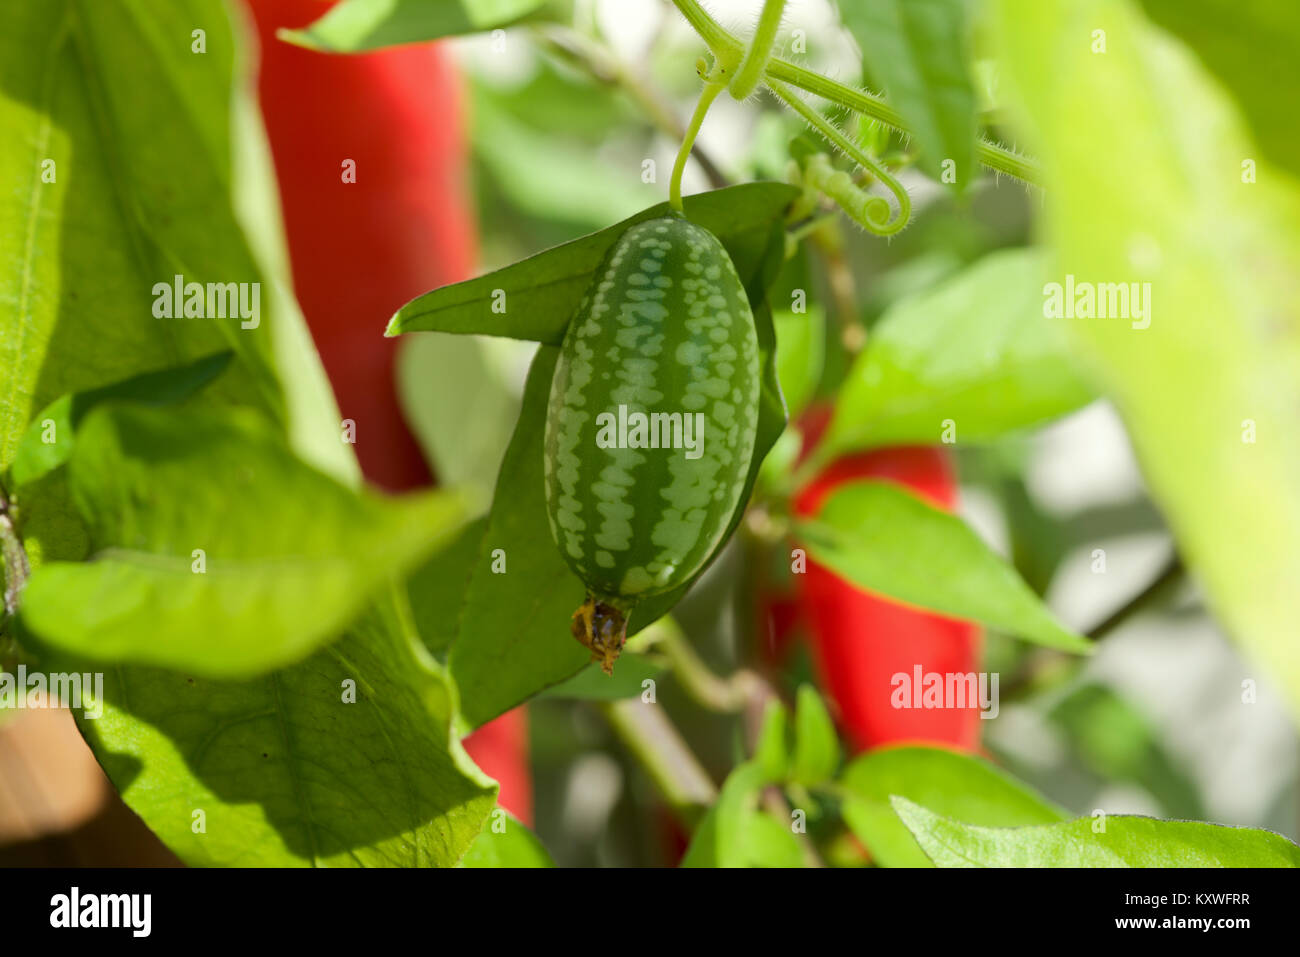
[598,698,717,826]
[652,616,763,713]
[1087,555,1185,641]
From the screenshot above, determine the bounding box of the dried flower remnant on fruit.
[571,596,628,675]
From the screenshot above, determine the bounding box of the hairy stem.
[769,80,910,235]
[670,0,1040,185]
[730,0,786,100]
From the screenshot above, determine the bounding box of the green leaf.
[840,745,1068,867]
[539,654,665,702]
[405,515,491,662]
[385,183,799,341]
[0,0,356,491]
[755,699,791,783]
[893,797,1300,867]
[439,211,792,728]
[681,762,803,868]
[444,347,587,727]
[460,811,554,867]
[995,0,1300,717]
[1139,0,1300,180]
[19,405,473,677]
[823,249,1095,455]
[741,812,807,868]
[791,685,840,786]
[796,481,1092,653]
[838,0,978,189]
[773,306,825,419]
[7,352,232,490]
[280,0,546,52]
[72,592,497,867]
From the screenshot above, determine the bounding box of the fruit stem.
[669,78,725,213]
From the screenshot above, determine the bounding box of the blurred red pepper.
[782,405,982,753]
[245,0,530,824]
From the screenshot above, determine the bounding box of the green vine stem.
[598,698,718,826]
[653,616,763,712]
[670,0,1040,185]
[729,0,786,100]
[768,79,910,235]
[670,73,726,212]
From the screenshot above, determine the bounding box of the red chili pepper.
[787,406,983,753]
[246,0,530,823]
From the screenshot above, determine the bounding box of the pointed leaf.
[839,0,978,188]
[893,797,1300,867]
[385,184,799,342]
[796,481,1092,653]
[20,405,472,677]
[70,594,496,867]
[824,249,1094,455]
[840,745,1067,867]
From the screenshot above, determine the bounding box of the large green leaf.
[840,745,1067,867]
[281,0,546,52]
[838,0,977,189]
[823,249,1094,455]
[19,405,472,677]
[385,183,799,341]
[7,351,232,490]
[995,0,1300,717]
[72,592,497,867]
[796,481,1092,653]
[893,797,1300,867]
[1139,0,1300,180]
[0,0,355,535]
[405,515,491,662]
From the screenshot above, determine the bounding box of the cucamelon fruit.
[543,215,761,673]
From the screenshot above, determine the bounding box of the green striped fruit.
[544,215,761,673]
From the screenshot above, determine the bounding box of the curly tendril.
[671,0,1040,186]
[767,79,911,236]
